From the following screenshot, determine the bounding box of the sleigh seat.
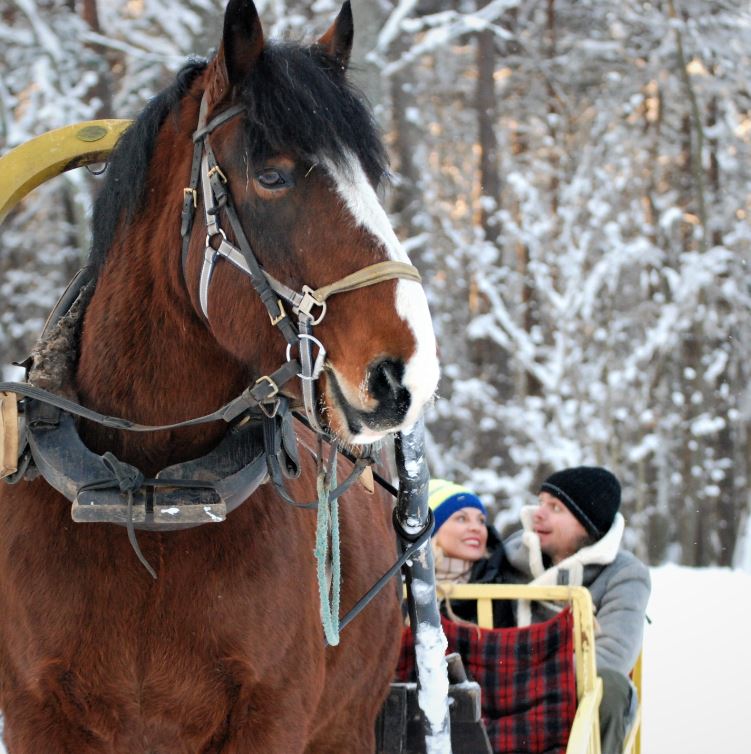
[377,584,643,754]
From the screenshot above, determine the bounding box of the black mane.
[88,41,387,277]
[88,59,207,275]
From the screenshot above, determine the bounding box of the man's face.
[532,491,590,564]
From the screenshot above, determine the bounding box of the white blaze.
[324,154,440,429]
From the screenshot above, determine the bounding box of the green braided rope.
[315,455,341,646]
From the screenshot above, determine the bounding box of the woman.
[429,478,490,580]
[428,479,508,622]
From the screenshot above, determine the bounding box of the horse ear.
[318,1,354,71]
[221,0,265,86]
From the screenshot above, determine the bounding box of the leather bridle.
[180,94,421,433]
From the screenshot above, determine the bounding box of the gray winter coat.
[500,510,650,676]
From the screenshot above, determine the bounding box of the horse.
[0,1,439,752]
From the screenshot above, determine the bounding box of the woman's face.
[435,507,488,561]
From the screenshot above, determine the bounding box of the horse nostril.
[368,359,406,402]
[360,358,411,428]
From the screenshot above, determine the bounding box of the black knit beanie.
[539,466,621,539]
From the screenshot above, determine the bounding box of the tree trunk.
[546,0,559,218]
[476,22,500,242]
[349,0,388,119]
[390,37,422,238]
[80,0,113,118]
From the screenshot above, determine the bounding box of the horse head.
[178,0,439,445]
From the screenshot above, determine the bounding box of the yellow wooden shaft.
[0,119,131,223]
[476,598,493,629]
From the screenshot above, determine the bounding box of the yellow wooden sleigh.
[435,583,643,754]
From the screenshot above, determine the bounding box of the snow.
[643,565,751,754]
[0,565,747,752]
[413,621,451,754]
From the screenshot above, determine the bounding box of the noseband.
[180,95,421,433]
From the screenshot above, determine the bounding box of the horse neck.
[76,101,247,474]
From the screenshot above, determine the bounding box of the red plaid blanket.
[396,608,577,754]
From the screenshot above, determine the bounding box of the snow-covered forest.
[1,0,750,569]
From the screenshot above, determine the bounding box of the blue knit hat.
[428,479,487,535]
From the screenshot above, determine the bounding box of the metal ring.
[286,334,326,381]
[204,228,227,248]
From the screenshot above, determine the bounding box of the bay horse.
[0,1,439,752]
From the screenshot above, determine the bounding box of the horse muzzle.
[324,357,434,445]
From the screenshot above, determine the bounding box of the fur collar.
[516,506,625,626]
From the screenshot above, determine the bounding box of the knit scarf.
[516,507,625,627]
[433,542,474,584]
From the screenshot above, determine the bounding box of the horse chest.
[2,499,309,698]
[10,550,312,750]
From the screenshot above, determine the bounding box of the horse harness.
[0,93,422,541]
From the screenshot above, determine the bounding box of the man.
[497,466,650,754]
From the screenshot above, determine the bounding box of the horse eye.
[256,169,287,189]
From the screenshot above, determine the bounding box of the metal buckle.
[298,286,327,325]
[254,376,280,418]
[183,187,197,207]
[269,299,287,326]
[254,375,279,399]
[207,165,227,184]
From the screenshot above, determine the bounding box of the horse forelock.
[88,40,386,282]
[236,42,388,184]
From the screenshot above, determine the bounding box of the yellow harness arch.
[0,119,131,223]
[0,121,128,479]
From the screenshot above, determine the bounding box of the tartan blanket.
[396,608,577,754]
